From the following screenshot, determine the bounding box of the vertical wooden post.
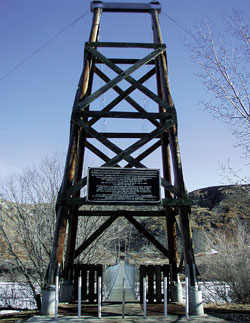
[151,8,198,287]
[63,6,102,280]
[153,12,178,285]
[155,62,179,284]
[46,6,102,287]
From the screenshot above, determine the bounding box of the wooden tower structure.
[42,1,203,315]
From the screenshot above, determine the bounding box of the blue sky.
[0,0,249,192]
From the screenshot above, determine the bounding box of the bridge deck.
[107,261,136,302]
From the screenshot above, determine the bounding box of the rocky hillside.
[128,184,250,255]
[190,184,249,228]
[190,184,250,253]
[0,184,249,267]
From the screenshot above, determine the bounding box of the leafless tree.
[0,153,64,309]
[0,153,129,309]
[187,10,250,159]
[76,214,129,265]
[201,221,250,304]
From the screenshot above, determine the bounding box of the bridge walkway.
[107,260,136,302]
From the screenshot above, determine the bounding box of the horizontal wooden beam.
[86,132,160,139]
[86,41,165,49]
[75,110,175,120]
[78,210,166,217]
[91,2,161,13]
[58,197,190,207]
[96,58,156,65]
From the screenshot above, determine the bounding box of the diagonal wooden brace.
[76,46,165,110]
[93,66,159,128]
[74,215,119,258]
[125,215,169,258]
[72,116,176,168]
[85,46,172,111]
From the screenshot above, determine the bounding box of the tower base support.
[170,281,183,303]
[189,286,204,316]
[40,286,56,315]
[60,281,74,302]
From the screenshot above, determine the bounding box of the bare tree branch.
[187,12,250,159]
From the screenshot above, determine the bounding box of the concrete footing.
[189,287,204,315]
[40,285,56,315]
[170,282,183,303]
[60,281,73,302]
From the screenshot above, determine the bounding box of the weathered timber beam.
[72,120,144,168]
[74,216,119,258]
[77,47,164,110]
[72,117,176,169]
[125,215,169,258]
[161,198,192,207]
[86,133,160,139]
[85,141,110,162]
[74,110,175,120]
[86,42,165,49]
[94,66,159,128]
[125,140,161,167]
[58,197,190,207]
[91,2,161,13]
[96,58,156,65]
[85,46,172,111]
[78,210,166,216]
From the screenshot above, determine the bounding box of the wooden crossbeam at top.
[90,1,161,13]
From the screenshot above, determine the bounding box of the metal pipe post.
[122,277,125,318]
[98,276,102,319]
[54,275,59,320]
[143,277,147,319]
[185,276,189,319]
[164,276,168,318]
[78,275,82,318]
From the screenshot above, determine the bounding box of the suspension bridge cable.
[0,9,90,82]
[161,12,190,35]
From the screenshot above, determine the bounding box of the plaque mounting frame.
[87,167,161,204]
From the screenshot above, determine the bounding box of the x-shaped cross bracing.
[69,42,182,198]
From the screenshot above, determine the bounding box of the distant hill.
[128,184,250,255]
[190,184,250,253]
[0,185,249,276]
